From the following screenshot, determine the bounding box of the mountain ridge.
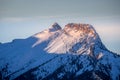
[0,23,120,80]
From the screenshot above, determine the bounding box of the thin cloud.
[0,17,31,22]
[95,26,120,39]
[0,15,64,22]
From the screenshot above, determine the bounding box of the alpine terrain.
[0,23,120,80]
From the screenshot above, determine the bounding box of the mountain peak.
[49,22,62,32]
[63,23,97,40]
[0,22,120,80]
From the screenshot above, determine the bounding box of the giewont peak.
[64,23,96,36]
[49,22,62,32]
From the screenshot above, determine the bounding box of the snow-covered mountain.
[0,23,120,80]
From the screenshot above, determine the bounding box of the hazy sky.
[0,0,120,54]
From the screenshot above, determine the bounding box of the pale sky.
[0,0,120,54]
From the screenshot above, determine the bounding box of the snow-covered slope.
[0,23,120,80]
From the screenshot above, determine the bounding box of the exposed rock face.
[49,22,62,32]
[0,23,120,80]
[64,23,94,33]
